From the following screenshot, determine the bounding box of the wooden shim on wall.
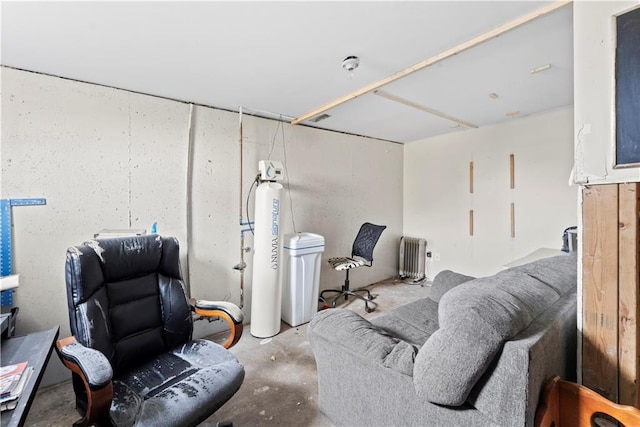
[618,183,640,406]
[582,184,620,402]
[469,210,474,236]
[510,154,515,189]
[470,161,474,194]
[510,202,515,238]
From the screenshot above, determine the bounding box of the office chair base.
[320,288,377,313]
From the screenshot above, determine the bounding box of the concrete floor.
[26,278,430,426]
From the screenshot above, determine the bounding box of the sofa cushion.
[413,255,576,406]
[309,309,417,376]
[511,254,577,295]
[428,270,476,303]
[372,298,439,347]
[371,270,475,347]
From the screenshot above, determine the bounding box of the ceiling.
[1,1,574,144]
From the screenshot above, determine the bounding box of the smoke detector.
[342,56,360,73]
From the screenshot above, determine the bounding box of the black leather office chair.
[320,222,386,313]
[57,235,245,427]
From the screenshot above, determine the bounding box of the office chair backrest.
[351,222,387,263]
[65,235,193,374]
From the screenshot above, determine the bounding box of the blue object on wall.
[1,290,13,306]
[1,199,12,277]
[1,198,47,307]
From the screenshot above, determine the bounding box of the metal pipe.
[238,108,245,308]
[185,103,195,294]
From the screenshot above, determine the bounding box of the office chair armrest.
[190,299,244,349]
[56,336,113,427]
[535,376,640,426]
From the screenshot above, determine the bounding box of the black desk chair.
[57,235,244,427]
[320,222,386,313]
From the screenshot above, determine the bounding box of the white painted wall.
[187,104,403,318]
[573,1,640,185]
[1,68,402,385]
[404,107,578,278]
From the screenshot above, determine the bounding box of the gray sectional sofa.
[308,254,577,426]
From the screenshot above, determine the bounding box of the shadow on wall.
[581,333,635,406]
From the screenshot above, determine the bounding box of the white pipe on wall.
[185,103,195,293]
[238,107,246,308]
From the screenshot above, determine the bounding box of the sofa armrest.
[190,299,244,349]
[468,292,578,426]
[56,336,113,426]
[308,309,417,376]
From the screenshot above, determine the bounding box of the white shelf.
[0,274,19,291]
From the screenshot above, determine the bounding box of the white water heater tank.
[250,181,284,338]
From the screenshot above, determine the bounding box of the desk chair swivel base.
[320,269,377,313]
[321,223,386,314]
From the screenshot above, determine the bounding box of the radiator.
[399,236,427,280]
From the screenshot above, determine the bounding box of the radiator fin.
[399,237,427,280]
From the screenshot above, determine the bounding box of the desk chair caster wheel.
[363,298,377,313]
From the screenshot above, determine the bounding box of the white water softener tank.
[250,181,283,338]
[281,232,325,327]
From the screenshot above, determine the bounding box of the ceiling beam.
[374,90,478,129]
[290,0,572,125]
